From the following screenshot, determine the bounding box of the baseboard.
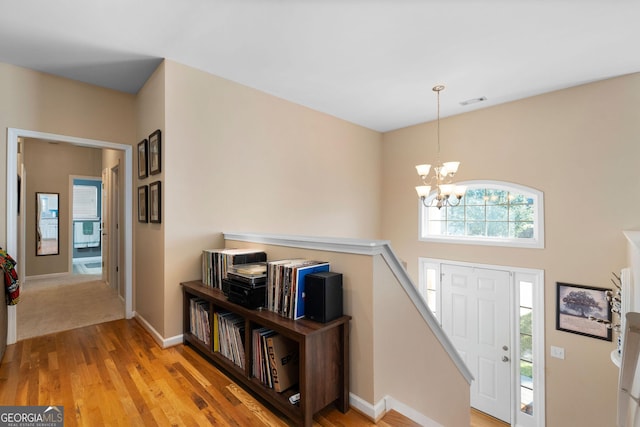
[133,313,183,349]
[349,393,386,422]
[349,393,442,427]
[384,396,443,427]
[25,272,69,281]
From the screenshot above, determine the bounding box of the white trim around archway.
[5,128,133,344]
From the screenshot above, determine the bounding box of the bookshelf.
[181,280,351,427]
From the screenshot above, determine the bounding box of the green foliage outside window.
[427,186,537,241]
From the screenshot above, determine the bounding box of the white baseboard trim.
[134,313,183,348]
[384,395,443,427]
[25,272,69,281]
[349,393,386,422]
[349,393,442,427]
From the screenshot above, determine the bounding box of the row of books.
[252,328,299,392]
[189,298,211,345]
[266,259,330,319]
[215,311,246,369]
[202,248,266,289]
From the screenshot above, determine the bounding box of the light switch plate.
[551,346,565,359]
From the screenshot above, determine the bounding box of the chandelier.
[415,85,466,209]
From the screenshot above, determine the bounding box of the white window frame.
[418,258,545,427]
[418,180,545,249]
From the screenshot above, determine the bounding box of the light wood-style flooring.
[0,319,507,426]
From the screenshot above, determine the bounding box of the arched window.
[419,181,544,248]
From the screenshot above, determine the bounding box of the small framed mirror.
[36,192,59,256]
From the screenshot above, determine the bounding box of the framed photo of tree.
[556,282,612,341]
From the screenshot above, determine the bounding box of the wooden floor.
[470,409,509,427]
[0,319,505,426]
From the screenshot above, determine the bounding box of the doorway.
[6,128,134,345]
[419,258,545,427]
[71,177,103,276]
[441,264,512,422]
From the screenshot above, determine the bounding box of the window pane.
[447,221,465,235]
[521,333,533,362]
[520,307,532,334]
[447,205,464,220]
[428,220,446,236]
[510,193,528,204]
[426,289,437,314]
[426,269,437,291]
[73,185,98,219]
[466,205,485,221]
[487,205,508,221]
[464,188,486,205]
[466,221,485,236]
[510,203,534,222]
[520,281,533,308]
[486,189,508,205]
[510,221,534,238]
[521,383,534,415]
[487,221,508,237]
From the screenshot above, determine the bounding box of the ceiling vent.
[460,96,487,106]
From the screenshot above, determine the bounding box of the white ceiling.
[1,1,639,132]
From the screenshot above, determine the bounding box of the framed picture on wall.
[138,185,148,223]
[137,139,148,179]
[556,282,612,341]
[149,129,161,175]
[149,181,161,224]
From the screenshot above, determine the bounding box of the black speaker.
[305,272,343,323]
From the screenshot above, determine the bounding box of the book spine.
[266,336,280,392]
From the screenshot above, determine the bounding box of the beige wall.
[159,60,382,338]
[24,139,102,276]
[372,255,470,426]
[0,62,136,250]
[381,73,640,426]
[134,62,166,334]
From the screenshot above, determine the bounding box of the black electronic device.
[224,278,267,309]
[305,272,343,323]
[224,262,267,295]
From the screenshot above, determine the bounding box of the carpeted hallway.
[17,273,124,341]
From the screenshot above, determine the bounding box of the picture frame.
[138,185,148,223]
[556,282,612,341]
[149,181,161,224]
[137,139,148,179]
[148,129,162,175]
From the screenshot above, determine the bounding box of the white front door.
[441,264,512,423]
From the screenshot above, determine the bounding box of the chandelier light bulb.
[415,186,431,198]
[416,164,431,178]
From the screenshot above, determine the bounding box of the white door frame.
[6,128,134,344]
[110,165,122,298]
[419,257,546,427]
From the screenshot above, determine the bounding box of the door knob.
[502,356,509,362]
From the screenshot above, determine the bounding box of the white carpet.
[17,275,124,341]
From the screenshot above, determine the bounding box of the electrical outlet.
[551,346,565,359]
